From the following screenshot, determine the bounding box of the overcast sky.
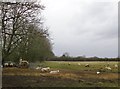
[41,0,118,58]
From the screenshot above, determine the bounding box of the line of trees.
[1,1,54,63]
[47,53,119,61]
[47,56,119,61]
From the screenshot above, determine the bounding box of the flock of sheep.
[36,66,60,74]
[1,58,30,68]
[77,63,118,75]
[2,59,118,77]
[35,62,118,75]
[2,59,118,75]
[82,63,118,75]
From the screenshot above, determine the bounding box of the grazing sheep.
[114,64,118,68]
[19,59,29,65]
[97,71,100,74]
[19,58,29,68]
[50,70,59,74]
[41,67,50,72]
[85,64,89,67]
[36,66,42,70]
[68,62,71,65]
[105,66,112,70]
[4,63,8,67]
[10,63,13,66]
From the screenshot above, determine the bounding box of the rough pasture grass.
[38,61,119,73]
[2,61,119,87]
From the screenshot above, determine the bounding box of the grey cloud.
[67,2,118,40]
[42,0,118,57]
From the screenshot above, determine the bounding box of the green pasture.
[35,61,119,73]
[3,61,119,87]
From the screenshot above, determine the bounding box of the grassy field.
[2,61,120,87]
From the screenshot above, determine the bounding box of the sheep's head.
[20,59,22,62]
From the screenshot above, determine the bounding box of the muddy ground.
[2,68,119,88]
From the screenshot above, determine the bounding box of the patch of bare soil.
[2,75,77,87]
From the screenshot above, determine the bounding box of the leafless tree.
[0,1,46,62]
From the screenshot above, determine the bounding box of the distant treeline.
[46,56,119,61]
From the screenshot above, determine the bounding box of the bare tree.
[0,1,45,62]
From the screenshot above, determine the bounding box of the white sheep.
[10,63,13,66]
[4,63,8,66]
[114,64,118,68]
[19,58,29,68]
[105,66,111,70]
[36,66,42,70]
[68,62,71,65]
[85,64,89,67]
[50,70,59,74]
[19,59,29,65]
[41,67,50,72]
[97,71,100,74]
